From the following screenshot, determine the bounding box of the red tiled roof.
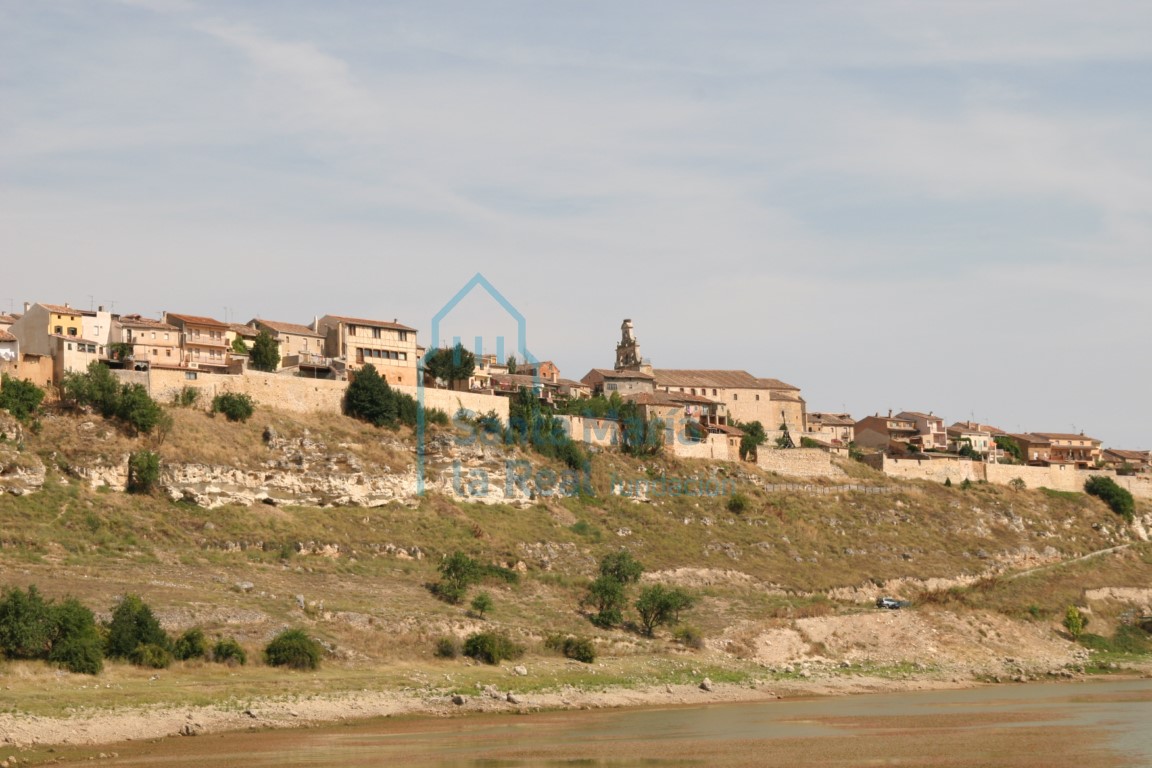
[1104,449,1149,461]
[166,313,228,328]
[1032,432,1101,443]
[0,330,15,342]
[229,323,259,337]
[653,369,798,390]
[117,315,178,331]
[585,368,655,380]
[324,315,416,332]
[0,313,17,325]
[252,319,322,337]
[40,303,94,316]
[810,412,854,426]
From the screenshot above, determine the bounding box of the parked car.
[876,597,902,609]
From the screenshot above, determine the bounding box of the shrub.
[212,392,255,423]
[344,364,426,428]
[118,383,166,435]
[562,636,596,663]
[470,592,493,619]
[726,493,749,514]
[0,374,45,422]
[674,625,705,650]
[175,387,201,408]
[599,551,644,584]
[264,629,323,670]
[127,450,161,494]
[105,594,169,659]
[1009,477,1026,492]
[59,363,167,435]
[130,643,172,669]
[431,552,481,605]
[584,575,626,628]
[462,631,523,665]
[1084,476,1135,523]
[434,636,460,659]
[1063,605,1087,639]
[212,637,247,666]
[173,628,208,661]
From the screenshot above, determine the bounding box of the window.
[712,389,717,395]
[398,331,408,342]
[166,349,171,357]
[733,394,738,400]
[398,352,407,361]
[606,383,618,391]
[54,326,63,334]
[164,333,170,341]
[68,328,78,336]
[150,332,156,339]
[67,343,73,351]
[348,325,357,336]
[755,394,760,401]
[152,348,158,356]
[185,371,198,380]
[372,327,381,339]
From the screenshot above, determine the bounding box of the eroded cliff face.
[54,427,546,509]
[0,413,45,496]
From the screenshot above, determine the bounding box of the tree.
[105,594,168,659]
[344,364,430,428]
[0,375,44,422]
[425,343,476,387]
[0,585,52,659]
[506,355,518,374]
[1009,477,1026,492]
[264,628,323,670]
[432,552,482,604]
[231,336,249,355]
[584,575,627,628]
[618,402,665,457]
[1063,605,1087,639]
[127,450,161,494]
[737,420,767,460]
[249,330,280,372]
[635,585,695,637]
[599,551,644,584]
[470,592,493,619]
[995,435,1023,463]
[1085,475,1135,522]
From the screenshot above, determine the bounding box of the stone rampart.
[756,447,846,479]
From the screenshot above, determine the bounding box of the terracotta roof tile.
[39,303,94,315]
[229,323,259,337]
[585,368,655,380]
[0,330,15,342]
[324,315,417,332]
[252,319,322,337]
[117,315,178,331]
[1032,432,1101,443]
[166,313,228,328]
[653,369,797,390]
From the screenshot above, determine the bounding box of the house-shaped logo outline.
[417,272,539,494]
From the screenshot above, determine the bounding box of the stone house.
[1008,433,1052,464]
[853,413,919,451]
[52,335,106,381]
[808,412,855,446]
[1031,432,1102,468]
[652,370,806,433]
[163,313,231,372]
[895,411,948,451]
[249,319,327,370]
[114,315,181,369]
[315,314,418,385]
[8,303,112,359]
[1101,449,1151,473]
[581,368,656,397]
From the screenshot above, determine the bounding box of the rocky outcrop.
[0,413,44,496]
[55,429,550,509]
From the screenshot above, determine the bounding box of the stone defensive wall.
[557,415,620,448]
[866,454,1152,499]
[756,447,846,479]
[113,368,508,422]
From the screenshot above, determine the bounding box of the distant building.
[164,313,231,372]
[315,314,418,385]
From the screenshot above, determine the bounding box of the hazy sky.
[2,1,1150,447]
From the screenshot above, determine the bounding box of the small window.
[185,371,197,380]
[733,394,738,400]
[755,394,760,401]
[68,327,78,336]
[712,389,717,395]
[372,327,381,339]
[55,326,63,334]
[153,348,158,356]
[166,349,171,357]
[164,332,169,341]
[150,332,156,339]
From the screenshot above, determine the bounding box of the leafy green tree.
[0,585,52,659]
[0,375,45,422]
[635,585,695,637]
[1085,476,1135,522]
[585,575,626,628]
[505,355,517,374]
[432,552,482,604]
[264,628,322,670]
[249,330,280,372]
[995,435,1023,463]
[127,450,161,494]
[737,420,767,460]
[212,637,247,666]
[344,364,408,427]
[425,343,476,387]
[1063,605,1087,639]
[105,594,169,659]
[230,336,250,355]
[470,592,493,619]
[619,402,665,456]
[506,387,589,471]
[47,597,104,675]
[118,383,165,435]
[599,551,644,584]
[173,628,208,661]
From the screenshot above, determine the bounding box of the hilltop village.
[0,301,1148,499]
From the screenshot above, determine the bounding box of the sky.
[2,1,1150,447]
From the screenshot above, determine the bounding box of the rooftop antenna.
[88,294,95,311]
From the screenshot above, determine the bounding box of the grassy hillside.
[0,405,1149,724]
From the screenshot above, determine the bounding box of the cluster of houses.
[1,304,1146,474]
[0,303,419,388]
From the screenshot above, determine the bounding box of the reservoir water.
[98,678,1152,767]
